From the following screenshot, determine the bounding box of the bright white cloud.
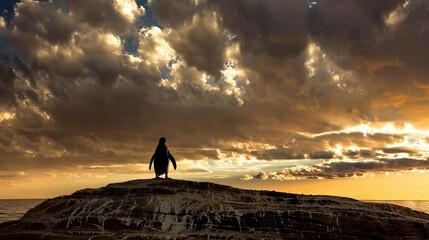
[241,174,253,180]
[139,27,176,65]
[384,0,411,27]
[0,17,5,30]
[114,0,145,23]
[305,41,358,92]
[0,111,15,123]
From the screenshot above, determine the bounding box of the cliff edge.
[1,179,428,239]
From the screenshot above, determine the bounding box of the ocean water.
[0,199,44,223]
[0,199,428,223]
[366,200,429,214]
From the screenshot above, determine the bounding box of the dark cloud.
[250,147,304,160]
[210,0,308,58]
[12,0,76,44]
[306,0,429,118]
[151,0,199,28]
[167,13,227,79]
[71,0,144,35]
[309,150,335,160]
[382,147,418,154]
[251,158,429,180]
[306,0,404,46]
[152,0,308,79]
[0,0,428,181]
[0,52,16,104]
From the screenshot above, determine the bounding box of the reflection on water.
[366,200,429,214]
[0,199,44,223]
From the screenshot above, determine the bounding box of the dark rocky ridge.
[0,179,428,239]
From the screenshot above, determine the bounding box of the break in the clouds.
[0,0,429,182]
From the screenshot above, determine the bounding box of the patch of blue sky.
[0,0,32,66]
[204,74,216,85]
[124,0,162,55]
[0,0,20,25]
[160,57,180,80]
[136,0,161,29]
[160,66,171,80]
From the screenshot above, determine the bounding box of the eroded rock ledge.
[1,179,428,239]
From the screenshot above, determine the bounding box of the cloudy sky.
[0,0,429,199]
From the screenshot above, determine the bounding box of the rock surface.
[1,179,429,239]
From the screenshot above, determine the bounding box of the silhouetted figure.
[149,137,177,179]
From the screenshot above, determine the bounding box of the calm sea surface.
[366,200,429,214]
[0,199,44,223]
[0,199,428,223]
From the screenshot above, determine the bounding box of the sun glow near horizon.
[2,121,429,200]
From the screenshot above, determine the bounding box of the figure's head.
[159,137,166,144]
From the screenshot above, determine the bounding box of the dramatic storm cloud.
[0,0,429,197]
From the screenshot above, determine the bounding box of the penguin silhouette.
[149,137,177,179]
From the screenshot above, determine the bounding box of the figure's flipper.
[168,151,177,170]
[149,154,155,170]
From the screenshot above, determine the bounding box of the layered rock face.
[1,179,429,239]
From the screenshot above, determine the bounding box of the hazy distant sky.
[0,0,429,199]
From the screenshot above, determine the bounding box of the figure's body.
[149,137,176,179]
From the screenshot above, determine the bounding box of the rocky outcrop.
[1,179,429,239]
